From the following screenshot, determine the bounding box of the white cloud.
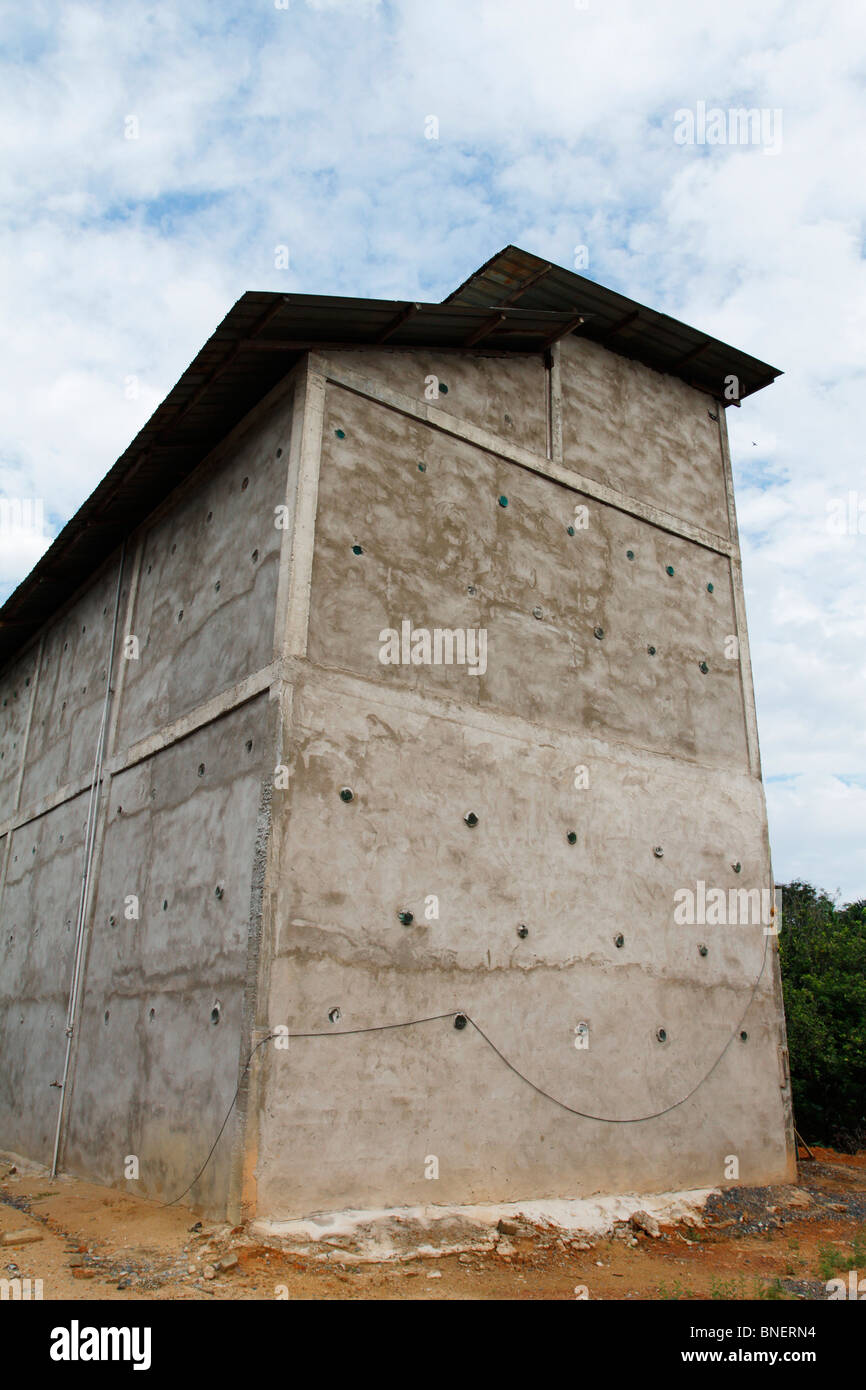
[1,0,864,897]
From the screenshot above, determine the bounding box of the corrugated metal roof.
[445,245,782,401]
[0,248,781,671]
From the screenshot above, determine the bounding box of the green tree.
[777,881,866,1149]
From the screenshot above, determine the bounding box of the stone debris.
[1,1228,43,1246]
[496,1219,521,1237]
[629,1210,661,1238]
[786,1189,812,1209]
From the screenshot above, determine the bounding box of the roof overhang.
[0,247,781,672]
[446,244,782,402]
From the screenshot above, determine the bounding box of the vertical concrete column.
[718,405,762,779]
[231,358,326,1222]
[547,342,564,465]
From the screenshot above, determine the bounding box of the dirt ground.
[2,1148,864,1301]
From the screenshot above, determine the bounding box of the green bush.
[777,881,866,1150]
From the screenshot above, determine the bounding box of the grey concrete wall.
[251,344,794,1218]
[305,387,745,767]
[18,559,127,811]
[63,699,269,1213]
[330,348,548,455]
[0,376,296,1214]
[1,332,793,1225]
[0,792,90,1164]
[558,335,732,537]
[0,646,42,823]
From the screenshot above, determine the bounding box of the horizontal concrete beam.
[0,663,277,839]
[289,661,757,783]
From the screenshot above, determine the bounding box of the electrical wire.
[166,937,770,1200]
[166,1033,275,1206]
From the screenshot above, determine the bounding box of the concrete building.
[0,247,795,1222]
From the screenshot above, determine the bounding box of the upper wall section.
[559,335,731,539]
[1,383,294,823]
[0,645,42,823]
[115,386,293,749]
[306,383,749,772]
[327,349,548,456]
[18,557,128,811]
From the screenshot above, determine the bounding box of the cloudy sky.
[1,0,864,899]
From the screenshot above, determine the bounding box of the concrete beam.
[0,663,278,839]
